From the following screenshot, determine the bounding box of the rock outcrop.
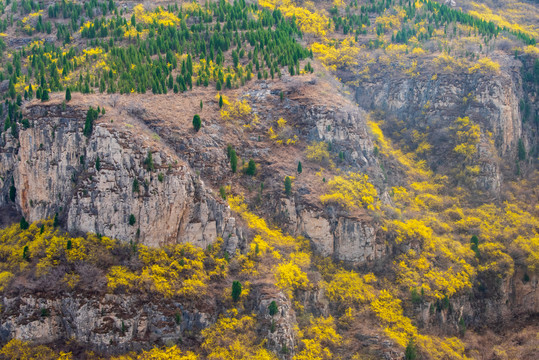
[351,52,531,195]
[0,294,212,353]
[0,103,242,250]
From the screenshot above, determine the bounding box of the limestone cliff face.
[351,55,529,194]
[0,294,212,352]
[414,271,538,334]
[0,103,242,250]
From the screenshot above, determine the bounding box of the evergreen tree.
[284,176,292,196]
[219,95,223,108]
[9,185,16,202]
[470,235,480,257]
[22,245,30,261]
[230,149,237,173]
[192,114,201,132]
[144,151,154,171]
[268,301,278,316]
[405,338,417,360]
[231,280,242,302]
[297,161,302,174]
[83,107,98,137]
[20,217,29,230]
[65,87,71,101]
[246,159,256,176]
[41,89,49,102]
[8,81,15,99]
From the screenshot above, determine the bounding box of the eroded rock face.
[0,294,212,353]
[298,209,385,264]
[352,62,527,195]
[0,104,242,249]
[256,289,297,359]
[414,271,539,334]
[276,198,386,266]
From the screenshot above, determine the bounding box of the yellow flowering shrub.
[305,141,333,165]
[324,270,377,306]
[259,0,329,37]
[112,346,198,359]
[0,271,14,291]
[294,316,341,360]
[107,266,141,292]
[452,117,480,161]
[320,172,378,210]
[513,236,539,272]
[220,96,259,128]
[385,219,433,244]
[468,57,501,74]
[134,4,180,27]
[274,261,310,297]
[0,339,69,360]
[370,290,417,347]
[201,311,277,360]
[311,37,361,71]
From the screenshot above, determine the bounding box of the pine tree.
[41,89,49,102]
[284,176,292,196]
[230,149,237,173]
[65,87,71,101]
[232,280,242,302]
[268,301,278,316]
[8,81,15,99]
[20,217,29,230]
[297,161,302,174]
[192,114,201,132]
[246,159,256,176]
[405,338,417,360]
[219,95,223,108]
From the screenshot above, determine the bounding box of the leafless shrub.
[496,39,514,52]
[75,263,106,292]
[109,94,120,108]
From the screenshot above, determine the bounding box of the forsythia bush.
[274,261,310,297]
[259,0,329,37]
[134,4,180,27]
[219,95,259,128]
[468,57,501,74]
[112,346,199,360]
[311,37,361,71]
[513,236,539,273]
[371,290,417,347]
[324,270,377,306]
[320,172,379,210]
[201,310,277,360]
[305,141,333,165]
[0,339,72,360]
[229,195,298,250]
[452,116,480,161]
[294,316,342,360]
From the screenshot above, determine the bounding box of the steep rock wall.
[0,103,242,250]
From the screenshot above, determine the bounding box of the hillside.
[0,0,538,359]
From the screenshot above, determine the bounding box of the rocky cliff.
[0,98,242,250]
[350,51,536,195]
[2,76,387,266]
